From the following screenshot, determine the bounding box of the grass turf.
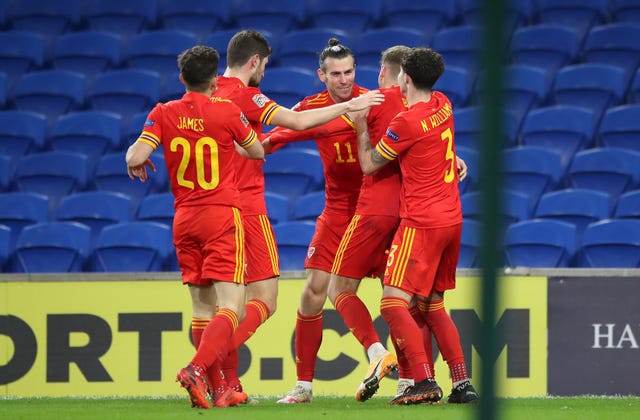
[2,396,640,420]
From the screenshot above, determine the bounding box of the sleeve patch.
[385,127,399,141]
[252,94,269,108]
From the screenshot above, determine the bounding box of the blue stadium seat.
[611,0,640,23]
[354,28,427,68]
[264,191,290,226]
[502,146,565,204]
[577,219,640,267]
[14,152,89,212]
[0,72,6,109]
[598,105,640,152]
[124,30,198,84]
[520,105,596,165]
[157,0,230,43]
[567,148,640,199]
[537,0,608,40]
[47,111,122,161]
[0,110,46,160]
[456,146,479,194]
[0,192,49,248]
[582,24,640,86]
[631,68,640,104]
[11,70,85,122]
[434,66,472,109]
[272,220,316,271]
[5,0,82,41]
[92,221,172,272]
[306,0,382,35]
[136,192,175,229]
[293,191,325,222]
[13,221,91,272]
[160,72,184,103]
[458,218,480,268]
[56,191,132,246]
[231,0,305,35]
[453,107,519,151]
[0,154,11,192]
[93,152,168,209]
[0,31,44,89]
[432,26,483,81]
[534,189,611,236]
[263,149,324,206]
[461,190,533,225]
[504,219,578,267]
[355,66,380,90]
[381,0,457,41]
[260,68,318,109]
[122,111,148,149]
[203,30,238,72]
[51,31,122,81]
[0,224,10,271]
[509,25,581,77]
[614,190,640,219]
[87,69,160,124]
[551,64,626,123]
[86,0,157,39]
[278,28,352,70]
[459,0,535,35]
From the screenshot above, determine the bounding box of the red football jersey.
[356,85,407,217]
[375,91,462,228]
[268,85,368,215]
[214,76,283,215]
[137,91,257,209]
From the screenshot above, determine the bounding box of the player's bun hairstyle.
[401,47,445,91]
[177,45,219,92]
[318,37,355,71]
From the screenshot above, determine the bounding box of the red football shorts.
[173,205,245,286]
[243,214,280,283]
[331,214,400,279]
[304,210,354,272]
[383,223,462,296]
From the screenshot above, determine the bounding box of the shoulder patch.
[252,93,269,108]
[385,127,399,141]
[144,119,154,127]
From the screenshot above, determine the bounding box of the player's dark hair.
[177,45,219,92]
[226,29,272,68]
[318,38,355,71]
[380,45,412,78]
[401,47,445,91]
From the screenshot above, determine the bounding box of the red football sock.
[334,291,380,349]
[295,310,323,382]
[380,297,432,383]
[191,309,238,370]
[423,298,468,383]
[415,301,434,374]
[221,299,271,390]
[191,317,210,350]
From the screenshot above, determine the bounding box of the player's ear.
[317,68,326,83]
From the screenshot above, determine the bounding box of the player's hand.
[456,156,468,181]
[347,108,370,132]
[127,159,156,182]
[347,90,385,112]
[261,137,274,154]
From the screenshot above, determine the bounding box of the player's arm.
[234,129,264,160]
[353,109,390,175]
[269,90,384,131]
[126,141,156,182]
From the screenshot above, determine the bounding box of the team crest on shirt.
[385,128,399,141]
[144,119,154,127]
[239,112,249,127]
[252,93,269,108]
[307,246,316,259]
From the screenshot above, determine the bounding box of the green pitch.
[2,396,639,420]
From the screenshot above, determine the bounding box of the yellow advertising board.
[0,276,546,398]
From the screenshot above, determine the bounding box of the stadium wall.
[1,269,639,397]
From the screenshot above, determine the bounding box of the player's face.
[248,56,269,87]
[318,56,356,103]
